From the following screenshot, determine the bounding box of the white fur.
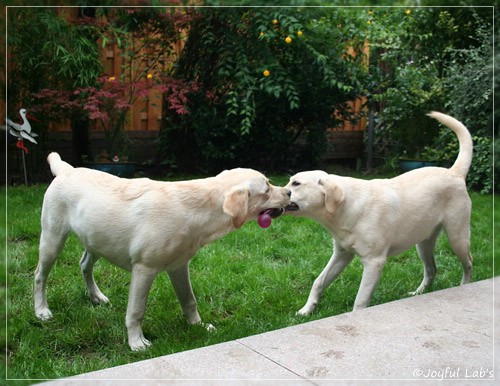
[35,153,291,351]
[285,112,473,314]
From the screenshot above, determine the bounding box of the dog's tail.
[427,112,473,179]
[47,152,73,177]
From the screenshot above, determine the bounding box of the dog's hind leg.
[168,264,201,323]
[297,245,355,316]
[409,228,441,296]
[444,221,473,286]
[80,250,109,304]
[441,197,473,286]
[35,228,68,320]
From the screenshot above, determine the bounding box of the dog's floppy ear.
[223,187,249,228]
[319,178,344,214]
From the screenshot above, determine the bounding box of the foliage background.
[365,6,494,192]
[4,1,495,192]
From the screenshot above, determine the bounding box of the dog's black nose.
[286,189,291,197]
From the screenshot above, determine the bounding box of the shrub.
[21,8,197,163]
[421,130,492,194]
[367,7,493,194]
[7,8,103,172]
[159,8,369,173]
[441,19,493,193]
[367,8,446,158]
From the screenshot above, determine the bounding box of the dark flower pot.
[399,159,438,173]
[85,162,136,178]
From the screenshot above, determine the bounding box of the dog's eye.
[292,181,301,187]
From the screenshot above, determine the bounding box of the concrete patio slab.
[35,277,497,385]
[239,278,493,381]
[69,340,306,384]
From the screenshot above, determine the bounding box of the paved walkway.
[38,277,497,385]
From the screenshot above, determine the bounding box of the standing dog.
[35,153,291,350]
[285,112,473,314]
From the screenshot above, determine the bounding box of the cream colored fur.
[35,153,291,351]
[285,112,474,314]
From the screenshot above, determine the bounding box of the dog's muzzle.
[262,208,286,218]
[285,202,300,212]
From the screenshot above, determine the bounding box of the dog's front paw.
[202,322,216,332]
[129,335,151,351]
[408,285,428,297]
[194,322,216,332]
[90,292,110,305]
[35,308,53,321]
[296,305,314,316]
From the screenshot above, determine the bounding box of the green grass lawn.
[3,175,496,382]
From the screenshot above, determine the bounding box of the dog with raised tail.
[285,112,473,314]
[35,153,291,350]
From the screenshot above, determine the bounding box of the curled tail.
[47,152,73,176]
[427,112,473,179]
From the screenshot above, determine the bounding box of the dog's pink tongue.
[258,210,272,228]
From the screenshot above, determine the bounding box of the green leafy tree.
[7,7,103,175]
[7,8,102,99]
[160,7,369,172]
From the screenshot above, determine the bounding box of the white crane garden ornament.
[6,108,39,185]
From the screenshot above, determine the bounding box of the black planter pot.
[85,162,136,178]
[399,159,438,173]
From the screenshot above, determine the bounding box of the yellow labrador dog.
[285,112,473,314]
[35,153,291,350]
